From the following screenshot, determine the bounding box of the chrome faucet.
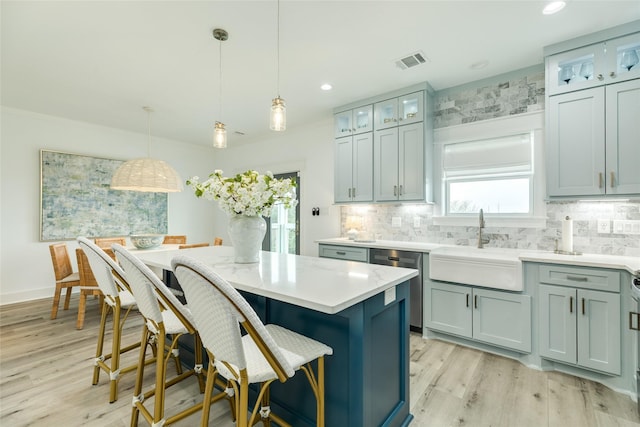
[478,209,489,248]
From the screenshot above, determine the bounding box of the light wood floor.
[1,296,638,426]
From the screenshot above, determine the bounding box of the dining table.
[131,244,418,427]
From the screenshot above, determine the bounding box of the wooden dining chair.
[213,237,223,246]
[178,242,210,249]
[75,248,104,330]
[49,243,81,320]
[94,237,126,249]
[163,235,187,244]
[173,255,333,427]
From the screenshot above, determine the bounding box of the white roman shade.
[443,132,533,177]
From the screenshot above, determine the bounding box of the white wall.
[206,117,341,257]
[0,108,340,305]
[0,107,217,304]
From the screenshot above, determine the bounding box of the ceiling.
[2,1,639,147]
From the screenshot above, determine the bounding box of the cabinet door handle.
[399,185,403,196]
[352,187,356,198]
[567,275,588,282]
[582,298,586,315]
[474,295,478,309]
[610,171,615,188]
[599,172,604,188]
[570,296,573,313]
[610,71,616,78]
[348,188,352,198]
[597,73,604,81]
[630,312,640,331]
[393,185,398,196]
[466,293,469,308]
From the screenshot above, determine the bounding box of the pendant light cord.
[276,0,280,97]
[144,106,153,157]
[219,37,223,120]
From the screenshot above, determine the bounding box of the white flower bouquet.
[187,169,298,217]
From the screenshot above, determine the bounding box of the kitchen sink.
[428,246,523,291]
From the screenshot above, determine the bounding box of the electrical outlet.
[392,217,402,228]
[597,219,610,234]
[413,217,421,228]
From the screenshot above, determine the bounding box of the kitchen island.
[133,245,418,427]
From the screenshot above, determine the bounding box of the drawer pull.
[566,275,588,282]
[336,251,346,255]
[569,296,573,313]
[630,312,640,331]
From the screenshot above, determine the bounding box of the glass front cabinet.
[334,104,373,138]
[546,32,640,96]
[374,91,424,130]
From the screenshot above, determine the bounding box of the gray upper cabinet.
[374,122,424,202]
[546,79,640,197]
[334,132,373,203]
[333,83,433,204]
[545,26,640,198]
[605,79,640,195]
[334,105,373,138]
[546,32,640,96]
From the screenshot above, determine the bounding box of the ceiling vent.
[395,51,429,70]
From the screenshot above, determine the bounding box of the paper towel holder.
[554,239,582,255]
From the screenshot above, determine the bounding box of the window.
[443,132,534,216]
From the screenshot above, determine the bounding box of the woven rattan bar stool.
[113,244,233,427]
[173,255,333,427]
[163,235,187,244]
[77,237,146,403]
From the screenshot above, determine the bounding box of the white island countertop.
[132,245,418,315]
[317,238,640,275]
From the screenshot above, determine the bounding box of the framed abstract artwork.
[40,149,168,241]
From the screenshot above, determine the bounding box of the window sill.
[432,216,547,228]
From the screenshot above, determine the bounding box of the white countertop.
[132,245,418,315]
[317,238,640,275]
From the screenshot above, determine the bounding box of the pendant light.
[213,28,228,148]
[270,0,286,131]
[110,107,183,193]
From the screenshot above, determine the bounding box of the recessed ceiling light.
[470,60,489,70]
[320,83,333,91]
[543,1,566,15]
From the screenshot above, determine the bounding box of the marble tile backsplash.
[340,202,640,257]
[433,70,545,129]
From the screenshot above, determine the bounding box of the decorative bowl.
[130,234,165,250]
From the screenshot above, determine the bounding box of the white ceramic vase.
[227,215,266,263]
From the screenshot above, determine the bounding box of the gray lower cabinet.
[318,244,369,263]
[539,284,621,375]
[424,281,532,353]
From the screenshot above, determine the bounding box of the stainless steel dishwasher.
[369,248,422,332]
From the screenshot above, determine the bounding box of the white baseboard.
[0,287,78,306]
